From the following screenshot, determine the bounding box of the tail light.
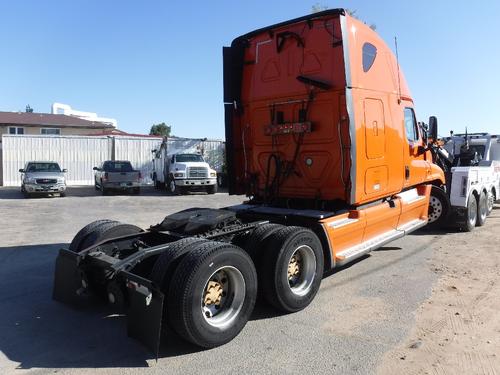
[138,172,142,181]
[103,172,108,181]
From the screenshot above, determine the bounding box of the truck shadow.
[0,243,151,369]
[411,227,460,235]
[0,234,439,366]
[250,255,371,322]
[0,242,285,365]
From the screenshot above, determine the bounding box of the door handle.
[405,166,410,180]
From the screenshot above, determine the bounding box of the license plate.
[120,183,129,187]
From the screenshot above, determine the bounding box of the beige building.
[0,111,114,138]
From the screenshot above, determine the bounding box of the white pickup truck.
[165,153,217,195]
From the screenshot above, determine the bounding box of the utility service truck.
[53,9,485,357]
[151,137,223,194]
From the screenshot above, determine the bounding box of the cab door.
[402,107,429,187]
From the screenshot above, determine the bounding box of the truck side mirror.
[62,169,68,173]
[93,167,98,171]
[19,169,25,173]
[428,116,438,140]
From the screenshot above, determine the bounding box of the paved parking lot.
[0,186,493,374]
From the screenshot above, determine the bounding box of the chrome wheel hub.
[287,245,316,297]
[201,266,245,329]
[428,196,443,223]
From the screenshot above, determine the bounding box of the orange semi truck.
[53,9,446,356]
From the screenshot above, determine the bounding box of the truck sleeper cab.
[53,9,442,355]
[223,10,444,206]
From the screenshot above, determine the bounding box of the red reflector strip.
[265,122,312,136]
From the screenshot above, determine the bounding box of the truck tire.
[241,223,284,263]
[149,238,208,337]
[150,238,207,290]
[101,183,109,196]
[260,226,324,313]
[476,191,488,227]
[69,219,117,252]
[167,241,257,348]
[487,191,495,215]
[78,221,143,251]
[207,184,217,194]
[168,177,179,195]
[427,186,450,228]
[461,193,478,232]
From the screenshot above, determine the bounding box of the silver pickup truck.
[93,160,141,195]
[19,161,67,198]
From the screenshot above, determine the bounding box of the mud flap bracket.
[53,248,93,307]
[123,270,164,360]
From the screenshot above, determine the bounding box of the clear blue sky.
[1,1,499,138]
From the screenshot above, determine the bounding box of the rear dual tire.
[259,227,324,313]
[235,224,324,313]
[476,191,488,227]
[461,191,488,232]
[69,220,143,252]
[487,191,495,216]
[165,241,257,348]
[461,193,478,232]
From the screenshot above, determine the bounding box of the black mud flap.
[53,248,93,307]
[123,271,164,360]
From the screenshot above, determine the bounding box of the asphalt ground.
[0,186,466,374]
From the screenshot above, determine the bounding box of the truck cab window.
[362,43,377,72]
[404,107,419,142]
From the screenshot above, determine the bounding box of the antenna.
[394,36,402,104]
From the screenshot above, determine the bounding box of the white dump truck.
[152,137,224,194]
